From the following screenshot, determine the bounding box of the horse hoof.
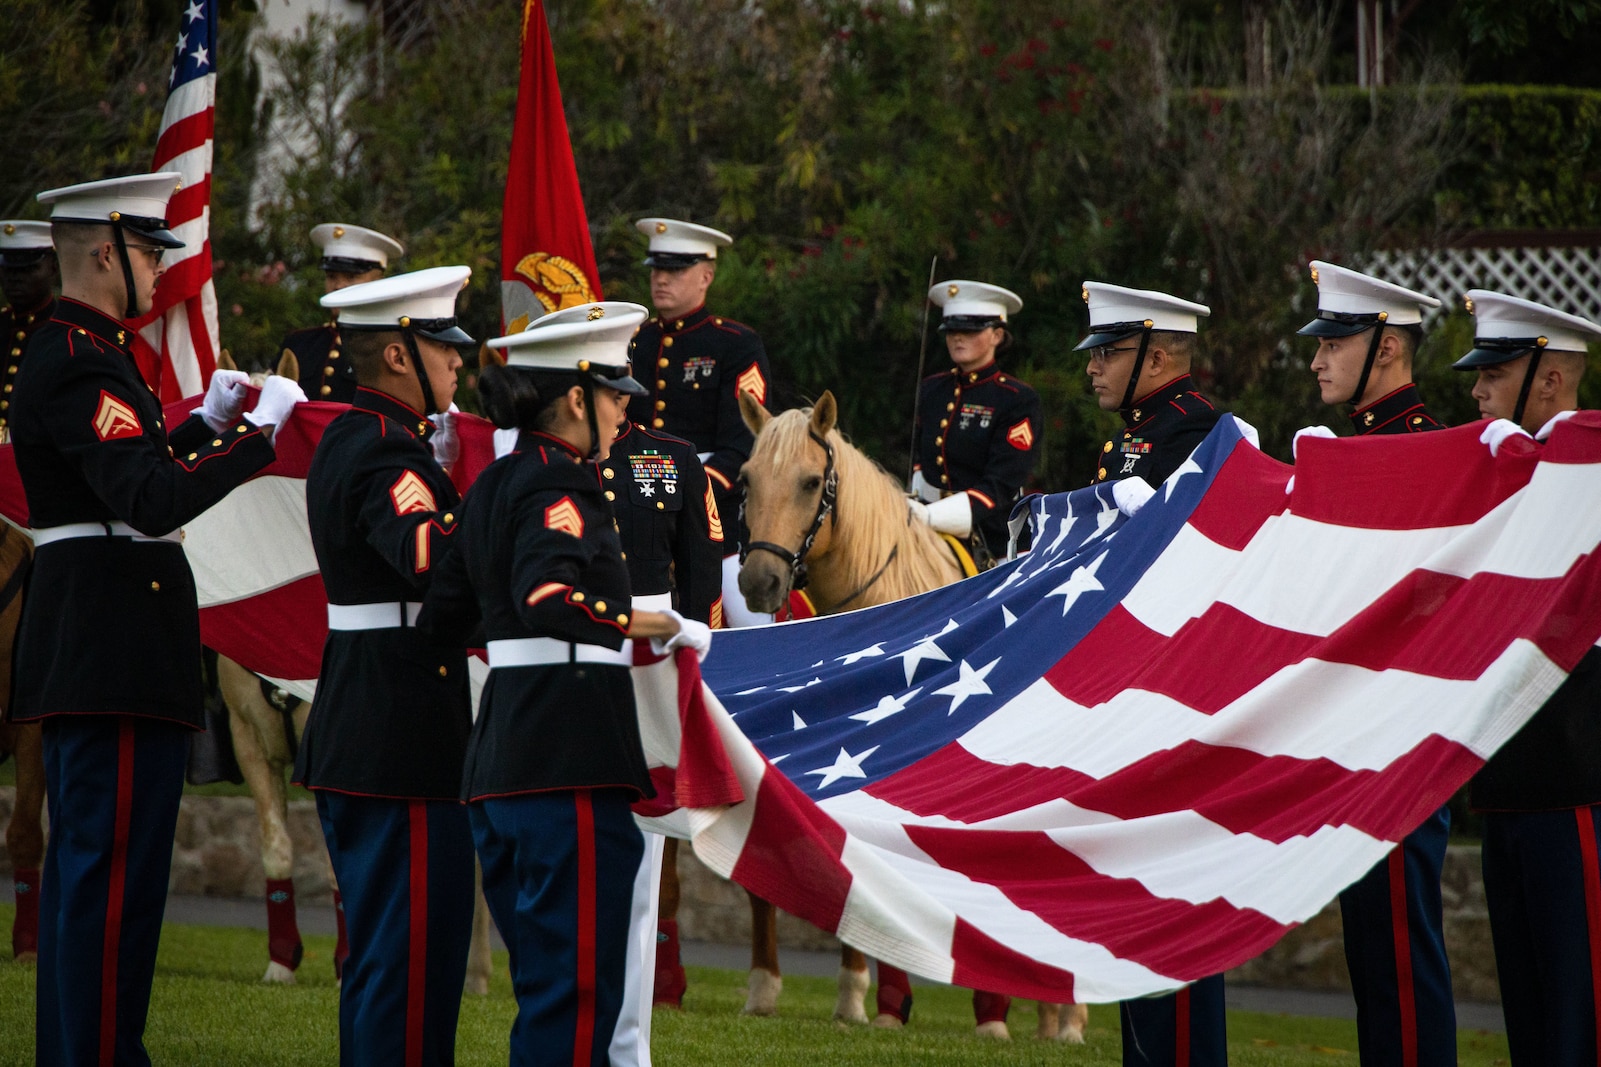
[833,965,870,1024]
[1057,1026,1086,1045]
[741,968,781,1016]
[12,951,36,966]
[1057,1003,1088,1044]
[262,961,297,985]
[870,1013,904,1029]
[463,975,490,996]
[974,1020,1011,1040]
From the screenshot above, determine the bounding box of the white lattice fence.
[1367,245,1601,323]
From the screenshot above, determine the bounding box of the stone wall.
[0,787,1500,1000]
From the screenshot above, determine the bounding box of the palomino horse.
[0,523,43,964]
[727,390,1087,1042]
[213,349,496,990]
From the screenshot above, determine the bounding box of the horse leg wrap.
[333,889,350,980]
[973,989,1012,1026]
[265,878,303,970]
[875,963,914,1023]
[653,919,687,1007]
[10,868,40,959]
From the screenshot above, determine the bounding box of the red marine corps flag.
[500,0,603,333]
[128,0,221,401]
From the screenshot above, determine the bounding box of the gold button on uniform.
[934,436,943,446]
[655,400,666,411]
[188,453,197,460]
[1097,467,1107,480]
[662,336,674,347]
[603,467,615,479]
[1131,409,1142,421]
[946,402,954,412]
[617,613,629,626]
[939,419,948,428]
[656,380,666,389]
[658,357,669,368]
[652,418,664,428]
[605,490,615,501]
[1103,441,1113,453]
[211,438,223,447]
[443,513,454,523]
[595,601,607,613]
[150,581,161,592]
[438,666,448,677]
[572,591,585,602]
[656,501,665,510]
[324,365,334,376]
[321,385,332,396]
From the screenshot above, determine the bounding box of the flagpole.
[906,256,938,489]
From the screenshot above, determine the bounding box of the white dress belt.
[326,602,425,630]
[487,636,632,669]
[31,521,182,546]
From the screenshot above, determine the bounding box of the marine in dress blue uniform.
[1077,282,1228,1067]
[276,224,403,403]
[627,218,773,625]
[291,266,477,1067]
[420,302,710,1067]
[0,220,58,445]
[605,421,724,1054]
[10,174,289,1067]
[1300,263,1456,1067]
[909,280,1041,562]
[1453,290,1601,1065]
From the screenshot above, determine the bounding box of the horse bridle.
[740,427,903,613]
[742,428,838,593]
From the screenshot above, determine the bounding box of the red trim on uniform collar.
[1351,383,1417,418]
[614,421,635,445]
[352,386,433,440]
[520,428,585,459]
[52,297,131,349]
[1130,373,1195,408]
[658,304,710,330]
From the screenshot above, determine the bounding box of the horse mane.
[755,408,962,607]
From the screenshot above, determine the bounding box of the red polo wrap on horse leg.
[875,962,914,1022]
[10,867,40,958]
[265,877,303,970]
[972,989,1012,1026]
[653,919,686,1008]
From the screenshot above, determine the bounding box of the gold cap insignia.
[1464,296,1474,313]
[587,305,606,320]
[2,225,12,236]
[947,284,960,297]
[1310,267,1320,283]
[333,226,345,238]
[655,222,668,234]
[1081,286,1090,302]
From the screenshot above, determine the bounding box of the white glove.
[1292,424,1337,460]
[193,369,250,433]
[1536,409,1577,441]
[244,375,307,432]
[429,409,459,468]
[649,608,713,661]
[1480,418,1532,457]
[906,497,930,524]
[923,492,973,538]
[1231,415,1261,449]
[493,428,519,459]
[1111,476,1156,518]
[909,468,940,503]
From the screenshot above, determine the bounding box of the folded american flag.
[1,408,1595,1002]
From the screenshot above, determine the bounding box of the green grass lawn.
[0,904,1509,1067]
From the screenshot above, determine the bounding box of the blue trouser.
[37,716,188,1067]
[317,792,475,1067]
[471,789,645,1067]
[1340,804,1455,1066]
[1120,973,1227,1066]
[1482,806,1601,1066]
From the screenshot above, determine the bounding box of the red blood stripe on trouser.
[573,792,598,1067]
[1575,806,1601,1057]
[1387,848,1418,1067]
[99,719,136,1067]
[407,802,428,1067]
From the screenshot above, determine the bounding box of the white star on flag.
[177,32,188,51]
[185,0,204,21]
[850,688,922,724]
[934,657,1001,714]
[791,711,807,730]
[1090,505,1119,541]
[806,745,880,789]
[897,620,958,684]
[838,642,885,665]
[1164,457,1204,500]
[1047,552,1107,615]
[778,678,822,693]
[191,44,209,67]
[1002,606,1018,627]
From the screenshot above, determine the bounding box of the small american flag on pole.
[129,0,219,402]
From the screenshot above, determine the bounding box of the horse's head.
[736,390,840,614]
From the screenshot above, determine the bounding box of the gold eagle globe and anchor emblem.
[505,252,599,333]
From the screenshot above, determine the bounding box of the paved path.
[1,885,1506,1032]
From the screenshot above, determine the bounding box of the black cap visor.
[938,314,1005,334]
[643,251,711,270]
[322,256,385,274]
[1073,323,1147,352]
[1297,310,1382,338]
[1451,340,1540,371]
[0,249,51,267]
[343,318,476,346]
[587,362,648,397]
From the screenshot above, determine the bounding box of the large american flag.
[129,0,220,402]
[0,408,1596,1001]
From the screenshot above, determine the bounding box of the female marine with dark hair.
[420,302,708,1067]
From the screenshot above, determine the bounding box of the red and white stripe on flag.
[129,0,220,402]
